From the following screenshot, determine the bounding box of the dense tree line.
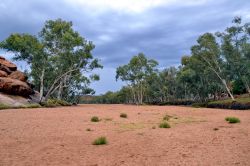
[89,17,250,104]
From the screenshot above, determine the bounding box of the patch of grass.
[163,114,172,121]
[41,99,72,107]
[0,103,11,110]
[225,117,240,123]
[24,103,41,108]
[120,113,127,118]
[91,116,100,122]
[119,123,144,130]
[211,97,250,104]
[159,122,171,128]
[92,137,107,145]
[104,118,113,121]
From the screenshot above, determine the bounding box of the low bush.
[159,122,171,128]
[120,113,127,118]
[91,116,100,122]
[24,103,41,108]
[192,102,208,108]
[41,99,72,107]
[92,137,107,145]
[207,102,250,110]
[159,100,194,106]
[0,103,11,110]
[225,117,240,123]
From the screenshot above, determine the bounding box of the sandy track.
[0,104,249,166]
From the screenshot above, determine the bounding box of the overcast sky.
[0,0,250,94]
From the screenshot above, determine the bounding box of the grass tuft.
[92,137,107,145]
[120,113,127,118]
[0,103,11,110]
[159,122,171,128]
[91,116,100,122]
[225,117,240,123]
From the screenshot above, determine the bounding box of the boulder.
[0,58,17,71]
[9,70,28,82]
[0,65,12,74]
[0,77,33,97]
[0,70,8,77]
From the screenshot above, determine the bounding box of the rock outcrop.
[0,56,34,97]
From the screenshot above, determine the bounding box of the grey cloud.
[0,0,250,94]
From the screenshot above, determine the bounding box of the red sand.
[0,104,249,166]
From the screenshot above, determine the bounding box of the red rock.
[0,56,5,60]
[0,70,8,77]
[0,58,17,71]
[0,77,33,97]
[9,70,28,82]
[0,65,12,74]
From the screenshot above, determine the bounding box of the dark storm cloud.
[0,0,250,94]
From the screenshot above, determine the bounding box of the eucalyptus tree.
[191,33,235,100]
[0,19,102,102]
[116,53,158,104]
[217,17,250,94]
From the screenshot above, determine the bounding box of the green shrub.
[159,122,171,128]
[92,137,107,145]
[120,113,127,118]
[24,103,41,108]
[91,116,100,122]
[192,103,207,108]
[41,99,71,107]
[0,103,11,110]
[225,117,240,123]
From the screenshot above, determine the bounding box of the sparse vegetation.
[159,122,171,128]
[225,117,241,123]
[92,137,107,145]
[120,113,127,118]
[91,116,100,122]
[104,118,113,121]
[41,99,71,107]
[0,104,11,110]
[23,104,41,108]
[163,114,172,121]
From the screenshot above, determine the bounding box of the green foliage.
[41,99,71,107]
[159,122,171,128]
[225,117,240,123]
[91,116,100,122]
[116,53,158,105]
[0,104,11,110]
[120,113,127,118]
[0,19,102,103]
[92,137,107,145]
[23,104,41,108]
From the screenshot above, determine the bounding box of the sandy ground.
[0,104,249,166]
